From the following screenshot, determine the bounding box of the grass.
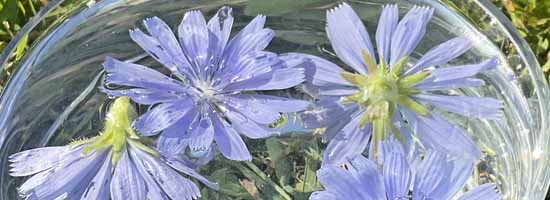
[0,0,549,199]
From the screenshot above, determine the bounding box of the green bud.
[79,97,156,164]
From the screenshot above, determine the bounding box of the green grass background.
[0,0,548,199]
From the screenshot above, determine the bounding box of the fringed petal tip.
[390,4,434,65]
[326,2,376,75]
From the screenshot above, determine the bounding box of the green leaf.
[296,138,322,193]
[232,162,285,199]
[204,167,254,199]
[15,34,27,60]
[266,138,292,186]
[542,59,550,72]
[0,0,20,23]
[245,0,333,16]
[275,30,328,46]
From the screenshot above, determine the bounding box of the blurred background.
[0,0,548,199]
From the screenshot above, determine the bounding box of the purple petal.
[187,117,215,154]
[9,147,68,177]
[81,152,113,200]
[223,67,305,92]
[400,107,482,159]
[157,135,188,157]
[17,146,87,195]
[412,150,448,199]
[156,107,199,156]
[252,67,306,90]
[309,191,337,200]
[128,147,170,200]
[211,115,252,161]
[141,17,193,75]
[19,170,52,196]
[316,166,363,199]
[281,53,352,87]
[31,151,107,199]
[110,150,147,200]
[413,150,474,200]
[129,28,191,76]
[326,3,376,74]
[317,86,358,96]
[178,10,210,68]
[390,6,434,66]
[414,77,484,91]
[323,111,372,165]
[207,7,234,53]
[132,147,201,200]
[215,51,278,89]
[406,37,473,75]
[458,184,501,200]
[231,94,310,113]
[327,3,376,75]
[227,29,274,61]
[134,99,195,136]
[164,156,219,190]
[300,97,352,129]
[376,4,398,64]
[317,157,383,199]
[224,108,275,139]
[101,88,183,105]
[103,57,185,92]
[389,113,415,156]
[347,156,386,199]
[428,59,497,82]
[413,94,502,119]
[223,15,271,64]
[382,150,412,200]
[278,53,310,69]
[303,98,358,142]
[224,94,307,125]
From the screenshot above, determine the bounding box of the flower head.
[102,7,309,161]
[294,3,502,164]
[310,139,501,200]
[9,97,217,200]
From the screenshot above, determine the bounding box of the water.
[0,0,548,199]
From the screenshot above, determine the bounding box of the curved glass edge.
[472,0,550,199]
[0,0,547,199]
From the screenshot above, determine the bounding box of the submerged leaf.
[266,138,292,186]
[245,0,333,16]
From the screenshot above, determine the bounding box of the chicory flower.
[102,7,309,161]
[9,97,217,200]
[309,139,501,200]
[291,3,501,164]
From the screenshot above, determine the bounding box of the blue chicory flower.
[102,7,309,161]
[309,139,501,200]
[289,3,502,164]
[9,97,217,200]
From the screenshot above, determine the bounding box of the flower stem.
[243,161,292,200]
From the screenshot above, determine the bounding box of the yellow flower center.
[341,51,431,153]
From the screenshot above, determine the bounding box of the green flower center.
[341,51,431,153]
[71,97,158,164]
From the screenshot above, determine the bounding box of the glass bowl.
[0,0,548,199]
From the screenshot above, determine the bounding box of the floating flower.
[310,139,501,200]
[9,97,217,200]
[102,7,309,161]
[291,3,501,164]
